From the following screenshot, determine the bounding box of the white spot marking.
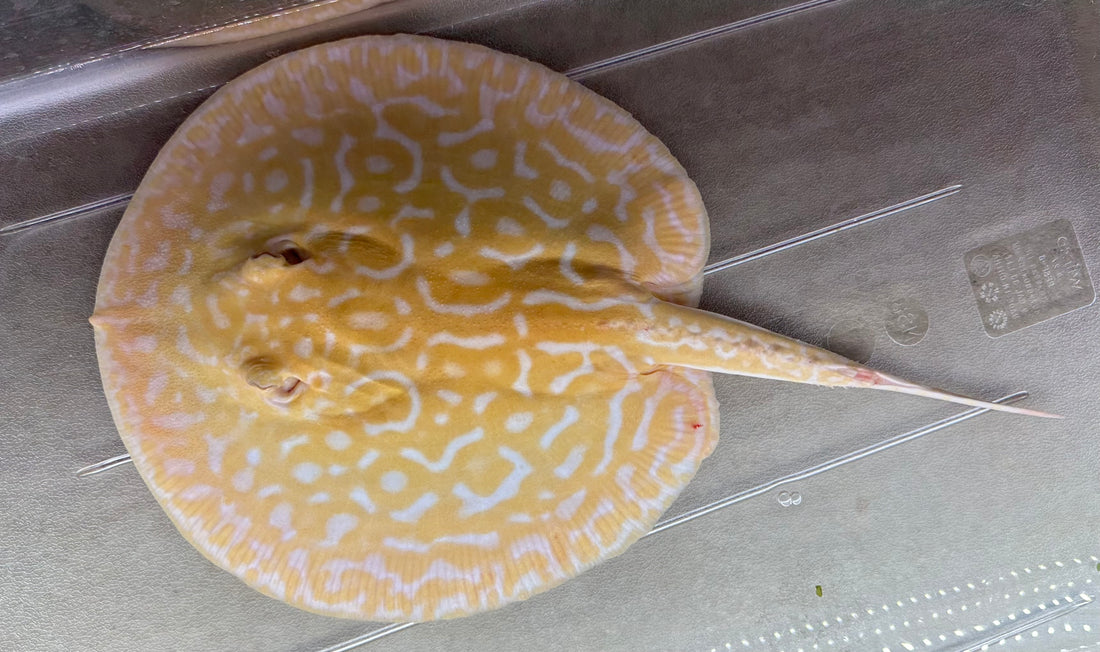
[232,468,254,492]
[448,270,491,286]
[471,149,497,169]
[513,350,532,397]
[453,447,532,517]
[205,295,230,329]
[299,158,314,209]
[356,196,381,212]
[540,406,580,449]
[265,169,288,193]
[258,485,282,498]
[554,446,586,479]
[391,492,438,523]
[144,373,168,405]
[347,312,390,330]
[550,179,572,202]
[439,118,493,146]
[325,431,351,451]
[479,243,545,270]
[356,450,380,470]
[474,392,497,415]
[401,428,483,473]
[389,204,434,229]
[348,328,413,357]
[506,412,534,433]
[417,277,511,316]
[366,155,393,174]
[555,489,587,520]
[326,288,360,308]
[291,127,323,146]
[593,380,643,475]
[514,142,538,179]
[292,463,322,484]
[426,332,505,350]
[329,133,356,212]
[350,487,377,513]
[588,224,637,274]
[320,514,358,547]
[496,217,525,236]
[288,284,322,302]
[269,503,295,541]
[522,196,569,228]
[380,471,407,493]
[539,140,595,182]
[152,412,206,429]
[436,390,462,406]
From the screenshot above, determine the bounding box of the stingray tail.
[631,301,1060,419]
[824,365,1061,418]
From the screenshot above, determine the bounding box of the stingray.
[89,34,1054,622]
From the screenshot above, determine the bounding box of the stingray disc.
[92,34,717,621]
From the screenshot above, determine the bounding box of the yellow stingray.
[90,34,1054,622]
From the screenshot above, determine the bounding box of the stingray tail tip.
[839,367,1062,419]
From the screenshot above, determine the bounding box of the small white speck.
[232,468,254,492]
[550,179,572,202]
[295,338,314,358]
[258,485,282,498]
[366,155,393,174]
[470,149,497,169]
[325,431,351,451]
[381,471,407,493]
[328,465,347,476]
[356,196,381,212]
[292,463,322,484]
[247,448,261,466]
[506,412,534,433]
[436,390,462,406]
[265,169,288,193]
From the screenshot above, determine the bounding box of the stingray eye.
[266,376,307,405]
[251,239,310,266]
[269,239,310,265]
[243,357,307,406]
[242,240,310,284]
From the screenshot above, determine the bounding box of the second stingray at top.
[90,34,1055,622]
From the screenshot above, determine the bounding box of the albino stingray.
[90,34,1054,622]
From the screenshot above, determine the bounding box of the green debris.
[815,585,823,597]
